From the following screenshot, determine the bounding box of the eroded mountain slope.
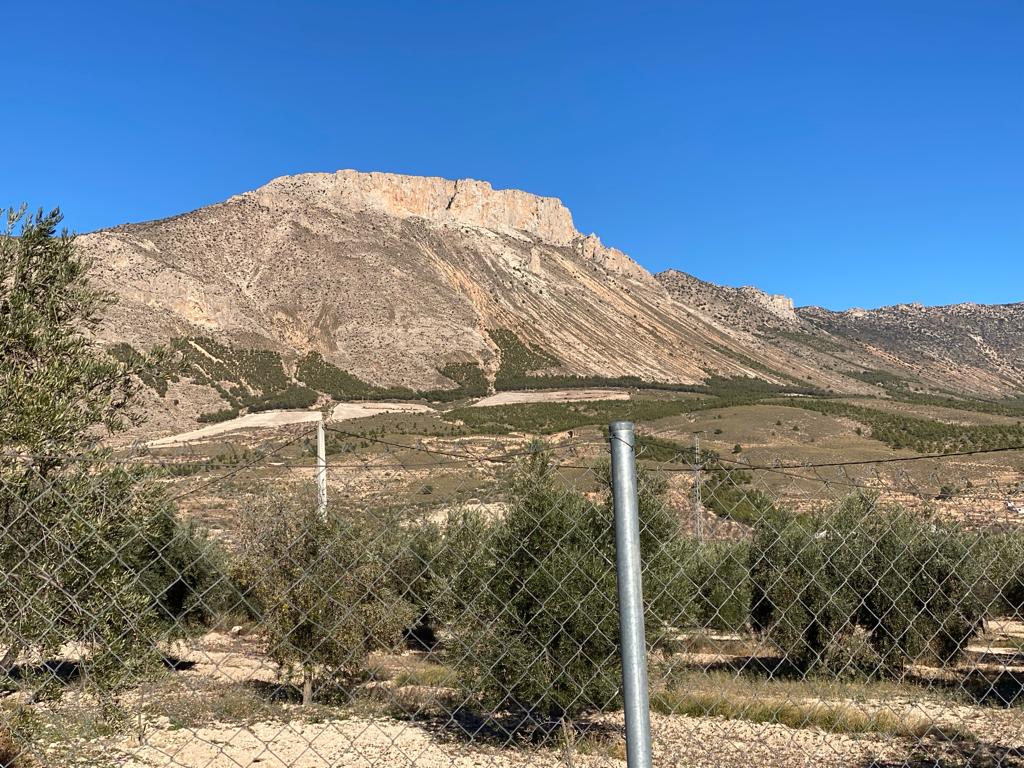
[83,171,836,395]
[77,170,1022,436]
[656,269,1024,398]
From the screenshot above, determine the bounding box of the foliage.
[430,508,496,627]
[295,351,417,401]
[698,376,824,399]
[371,507,500,650]
[488,328,560,390]
[245,384,318,412]
[843,369,1024,419]
[108,342,172,397]
[1,207,143,457]
[700,469,782,527]
[777,398,1024,453]
[421,362,490,401]
[631,434,781,528]
[0,207,212,691]
[749,493,985,676]
[976,530,1024,618]
[172,337,290,405]
[162,342,425,411]
[234,491,415,704]
[682,540,751,632]
[197,407,240,423]
[448,452,687,721]
[892,391,1024,419]
[356,510,445,650]
[144,517,239,630]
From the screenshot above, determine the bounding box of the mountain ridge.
[76,170,1022,435]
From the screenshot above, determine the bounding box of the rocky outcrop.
[245,170,579,245]
[657,268,1023,397]
[736,287,797,324]
[656,269,801,330]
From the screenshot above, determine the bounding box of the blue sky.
[1,1,1020,310]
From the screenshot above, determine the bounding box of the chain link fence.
[3,420,1024,767]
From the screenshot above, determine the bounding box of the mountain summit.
[77,170,1022,432]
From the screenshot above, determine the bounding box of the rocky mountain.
[77,170,1022,433]
[655,269,802,330]
[656,269,1023,398]
[797,302,1024,395]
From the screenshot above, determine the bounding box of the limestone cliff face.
[736,287,797,324]
[246,170,579,246]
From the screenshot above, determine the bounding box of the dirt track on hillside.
[472,389,630,407]
[147,403,434,447]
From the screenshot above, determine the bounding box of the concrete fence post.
[316,416,328,519]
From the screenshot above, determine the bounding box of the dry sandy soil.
[472,389,630,407]
[146,403,434,447]
[329,402,434,421]
[16,624,1024,768]
[115,712,908,768]
[146,390,623,447]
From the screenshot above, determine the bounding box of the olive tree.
[0,207,220,688]
[447,452,689,727]
[750,493,985,677]
[234,491,414,704]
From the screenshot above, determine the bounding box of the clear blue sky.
[2,1,1021,310]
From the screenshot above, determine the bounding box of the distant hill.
[77,170,1022,436]
[656,269,1024,398]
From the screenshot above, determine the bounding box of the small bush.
[700,469,783,527]
[0,465,216,690]
[142,516,239,630]
[749,493,985,676]
[235,491,415,704]
[976,530,1024,618]
[367,512,445,649]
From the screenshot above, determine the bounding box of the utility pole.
[316,415,327,519]
[693,433,703,543]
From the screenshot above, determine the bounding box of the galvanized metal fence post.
[609,420,653,768]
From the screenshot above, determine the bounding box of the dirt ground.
[14,622,1022,768]
[115,711,910,768]
[472,389,630,407]
[147,403,435,447]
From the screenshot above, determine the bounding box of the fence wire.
[2,424,1024,768]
